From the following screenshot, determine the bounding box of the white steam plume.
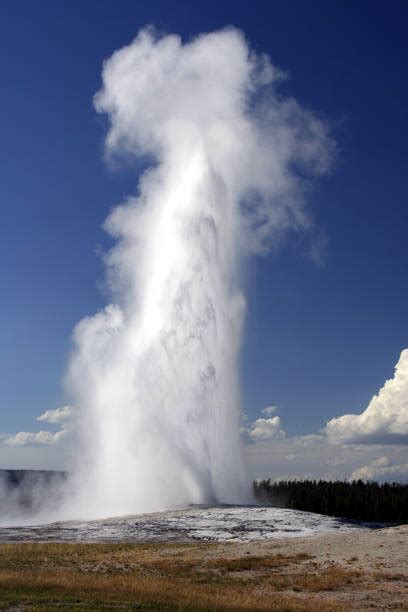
[66,27,333,519]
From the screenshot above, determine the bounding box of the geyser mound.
[65,27,333,519]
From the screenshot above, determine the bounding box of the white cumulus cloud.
[243,405,286,442]
[4,429,68,447]
[3,405,75,448]
[37,405,74,424]
[325,349,408,444]
[249,416,286,440]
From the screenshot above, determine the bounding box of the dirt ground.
[206,524,408,610]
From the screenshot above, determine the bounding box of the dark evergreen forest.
[253,479,408,523]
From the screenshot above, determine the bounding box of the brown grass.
[0,542,376,611]
[205,552,313,573]
[0,569,346,611]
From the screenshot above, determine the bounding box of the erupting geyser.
[66,27,333,519]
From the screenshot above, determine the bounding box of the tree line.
[253,479,408,524]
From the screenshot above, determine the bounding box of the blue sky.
[1,1,408,478]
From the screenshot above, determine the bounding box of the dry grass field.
[0,526,406,610]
